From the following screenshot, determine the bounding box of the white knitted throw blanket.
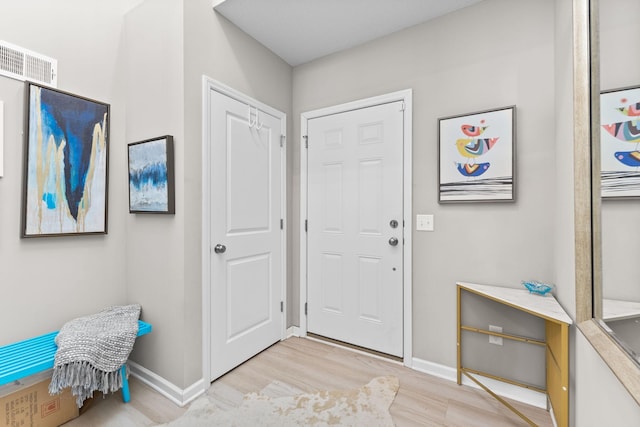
[49,304,141,407]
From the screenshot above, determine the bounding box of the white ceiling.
[214,0,484,67]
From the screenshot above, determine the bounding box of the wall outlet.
[489,325,503,345]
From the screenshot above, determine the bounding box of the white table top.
[458,282,573,325]
[603,298,640,322]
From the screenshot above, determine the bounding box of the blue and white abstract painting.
[23,84,109,236]
[128,136,174,213]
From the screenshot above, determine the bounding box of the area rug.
[160,376,399,426]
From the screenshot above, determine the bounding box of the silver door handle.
[388,237,398,246]
[214,244,226,254]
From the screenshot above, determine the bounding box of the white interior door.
[306,101,404,357]
[208,88,285,381]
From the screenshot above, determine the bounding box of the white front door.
[207,86,285,381]
[306,101,404,357]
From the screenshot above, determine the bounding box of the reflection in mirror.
[598,0,640,365]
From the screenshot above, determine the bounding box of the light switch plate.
[416,214,434,231]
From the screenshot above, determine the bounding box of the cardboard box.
[0,371,79,427]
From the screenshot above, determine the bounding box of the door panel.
[226,254,271,340]
[359,159,383,234]
[227,115,270,233]
[321,253,344,313]
[209,89,283,381]
[322,163,344,232]
[358,255,383,322]
[307,101,404,357]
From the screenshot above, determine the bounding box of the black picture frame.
[22,82,110,237]
[128,135,175,214]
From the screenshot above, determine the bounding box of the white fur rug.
[160,376,399,426]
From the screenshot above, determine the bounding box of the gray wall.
[123,0,187,389]
[574,331,640,425]
[292,0,557,370]
[0,0,138,344]
[124,0,292,389]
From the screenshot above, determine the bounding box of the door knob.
[214,244,226,254]
[388,237,398,246]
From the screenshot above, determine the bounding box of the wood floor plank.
[66,337,553,426]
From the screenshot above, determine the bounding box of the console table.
[457,282,572,427]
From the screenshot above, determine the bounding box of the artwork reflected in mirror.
[600,86,640,199]
[598,0,640,365]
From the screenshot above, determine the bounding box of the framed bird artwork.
[600,85,640,199]
[438,105,516,203]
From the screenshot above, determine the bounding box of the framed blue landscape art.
[22,82,109,237]
[128,135,175,214]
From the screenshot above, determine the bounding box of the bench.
[0,320,152,403]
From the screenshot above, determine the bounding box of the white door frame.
[201,76,287,385]
[299,89,413,366]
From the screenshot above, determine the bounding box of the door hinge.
[305,219,308,232]
[303,135,308,148]
[280,218,284,229]
[280,301,284,312]
[280,134,285,147]
[400,101,406,111]
[305,302,308,315]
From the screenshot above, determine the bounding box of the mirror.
[596,0,640,366]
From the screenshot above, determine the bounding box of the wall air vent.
[0,41,57,87]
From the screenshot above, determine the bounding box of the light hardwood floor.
[65,337,553,426]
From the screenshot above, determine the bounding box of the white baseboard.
[411,357,548,409]
[128,361,205,407]
[411,357,456,382]
[286,326,301,338]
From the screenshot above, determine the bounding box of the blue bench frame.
[0,320,152,403]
